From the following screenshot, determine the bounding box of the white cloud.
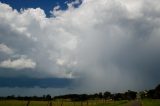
[0,43,13,54]
[0,57,36,70]
[56,58,65,66]
[0,0,160,91]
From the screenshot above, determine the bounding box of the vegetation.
[0,100,129,106]
[142,99,160,106]
[140,84,160,99]
[0,98,160,106]
[0,84,159,106]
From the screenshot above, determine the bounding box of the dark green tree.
[104,91,111,100]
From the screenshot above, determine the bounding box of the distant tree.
[124,90,137,100]
[92,93,99,99]
[81,94,88,101]
[139,91,147,99]
[147,89,155,98]
[113,93,124,100]
[42,95,46,100]
[98,92,103,99]
[46,94,52,100]
[103,91,111,100]
[154,84,160,99]
[7,95,15,100]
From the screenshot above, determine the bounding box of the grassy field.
[0,100,129,106]
[0,99,160,106]
[142,99,160,106]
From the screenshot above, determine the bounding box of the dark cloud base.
[0,77,73,88]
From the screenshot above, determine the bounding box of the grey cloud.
[0,0,160,94]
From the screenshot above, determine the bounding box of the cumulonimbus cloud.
[0,0,160,92]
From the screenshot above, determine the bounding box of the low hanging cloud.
[0,57,36,70]
[0,0,160,92]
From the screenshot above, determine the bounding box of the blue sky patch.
[0,0,82,17]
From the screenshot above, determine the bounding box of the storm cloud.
[0,0,160,95]
[0,77,73,88]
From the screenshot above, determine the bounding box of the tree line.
[140,84,160,99]
[53,90,137,101]
[0,84,159,101]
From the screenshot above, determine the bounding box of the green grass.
[0,100,129,106]
[142,99,160,106]
[2,99,160,106]
[95,100,128,106]
[0,100,27,106]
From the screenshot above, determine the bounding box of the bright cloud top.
[0,0,160,91]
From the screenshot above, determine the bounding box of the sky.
[0,0,82,17]
[0,0,160,96]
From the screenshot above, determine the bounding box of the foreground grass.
[2,99,160,106]
[0,100,49,106]
[142,99,160,106]
[96,100,128,106]
[0,100,129,106]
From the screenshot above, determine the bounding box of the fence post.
[81,101,83,106]
[61,100,63,106]
[50,101,52,106]
[26,100,30,106]
[73,101,75,106]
